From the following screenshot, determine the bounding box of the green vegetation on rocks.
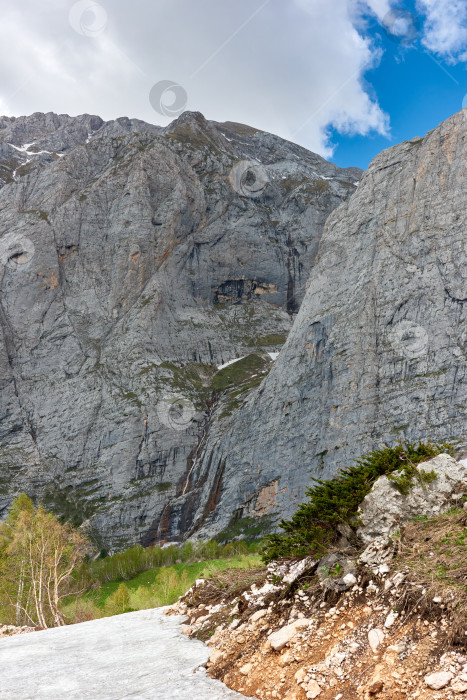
[247,334,287,347]
[211,354,267,392]
[262,441,454,562]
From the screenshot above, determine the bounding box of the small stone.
[452,680,467,693]
[268,619,312,651]
[278,650,293,667]
[294,668,307,683]
[343,573,357,586]
[209,648,223,664]
[250,609,268,623]
[424,671,453,690]
[392,572,405,586]
[306,680,322,698]
[240,663,253,675]
[368,680,384,695]
[384,611,397,628]
[368,628,384,652]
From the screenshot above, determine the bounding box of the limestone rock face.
[357,454,467,543]
[181,109,467,541]
[0,110,359,547]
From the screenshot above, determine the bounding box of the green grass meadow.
[63,555,261,623]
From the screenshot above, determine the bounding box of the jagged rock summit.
[0,109,360,547]
[174,108,467,542]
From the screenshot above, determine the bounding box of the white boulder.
[424,671,453,690]
[250,609,268,623]
[357,454,467,543]
[368,628,384,652]
[268,619,312,651]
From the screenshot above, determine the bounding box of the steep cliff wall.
[0,110,359,547]
[174,109,467,542]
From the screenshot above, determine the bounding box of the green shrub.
[78,537,264,590]
[105,583,130,615]
[62,598,103,624]
[262,441,454,562]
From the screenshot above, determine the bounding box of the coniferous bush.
[262,441,454,562]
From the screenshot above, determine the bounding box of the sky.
[0,0,466,169]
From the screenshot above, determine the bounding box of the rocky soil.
[169,454,467,699]
[0,110,359,549]
[0,624,35,638]
[172,569,467,699]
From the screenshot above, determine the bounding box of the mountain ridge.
[176,107,467,543]
[0,109,360,548]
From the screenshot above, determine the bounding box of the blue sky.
[333,1,467,168]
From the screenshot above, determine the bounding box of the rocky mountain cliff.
[0,110,360,548]
[172,108,467,543]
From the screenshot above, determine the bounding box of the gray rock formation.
[178,109,467,542]
[0,110,359,548]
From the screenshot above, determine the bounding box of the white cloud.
[0,0,389,158]
[417,0,467,60]
[361,0,392,19]
[362,0,467,62]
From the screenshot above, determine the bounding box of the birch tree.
[0,495,88,628]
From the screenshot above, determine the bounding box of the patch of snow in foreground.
[267,351,279,361]
[0,608,250,699]
[217,356,246,371]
